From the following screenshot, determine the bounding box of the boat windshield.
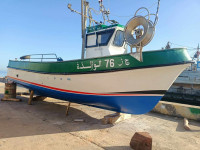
[113,30,124,47]
[86,29,115,48]
[97,31,112,45]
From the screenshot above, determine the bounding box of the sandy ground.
[0,82,200,150]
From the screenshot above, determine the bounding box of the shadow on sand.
[0,93,112,139]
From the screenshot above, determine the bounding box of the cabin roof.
[87,24,124,33]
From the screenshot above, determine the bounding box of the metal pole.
[81,0,84,38]
[84,2,89,34]
[66,102,71,116]
[28,90,34,105]
[81,0,84,59]
[82,1,89,59]
[197,44,199,61]
[81,0,88,59]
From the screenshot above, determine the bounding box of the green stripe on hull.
[8,48,191,74]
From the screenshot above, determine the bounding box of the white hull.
[7,64,189,94]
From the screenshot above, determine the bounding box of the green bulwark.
[8,48,191,75]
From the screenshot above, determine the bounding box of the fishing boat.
[6,0,192,114]
[163,44,200,106]
[174,44,200,87]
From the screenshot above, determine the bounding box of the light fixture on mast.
[98,0,112,24]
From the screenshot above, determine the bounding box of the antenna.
[98,0,118,25]
[67,3,100,25]
[99,0,109,24]
[68,0,118,28]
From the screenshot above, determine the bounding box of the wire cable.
[109,1,158,18]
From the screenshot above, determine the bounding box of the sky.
[0,0,200,71]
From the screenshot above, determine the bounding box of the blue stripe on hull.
[13,79,162,114]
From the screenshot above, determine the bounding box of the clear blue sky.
[0,0,200,71]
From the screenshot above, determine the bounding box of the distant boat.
[163,44,200,106]
[174,44,200,87]
[6,0,192,114]
[0,71,7,78]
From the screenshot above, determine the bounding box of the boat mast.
[193,44,200,61]
[81,0,89,59]
[68,0,115,59]
[197,44,199,61]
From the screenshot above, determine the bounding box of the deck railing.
[20,53,63,62]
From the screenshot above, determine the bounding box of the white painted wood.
[7,64,189,94]
[86,26,126,58]
[87,34,96,46]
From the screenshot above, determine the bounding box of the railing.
[20,53,63,62]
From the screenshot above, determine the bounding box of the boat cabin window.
[97,31,113,46]
[113,30,124,47]
[87,34,96,47]
[86,29,115,48]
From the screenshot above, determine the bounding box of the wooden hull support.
[66,102,71,116]
[184,118,191,130]
[28,90,34,105]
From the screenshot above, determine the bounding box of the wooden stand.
[66,102,71,116]
[28,90,34,105]
[184,118,191,130]
[102,113,132,124]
